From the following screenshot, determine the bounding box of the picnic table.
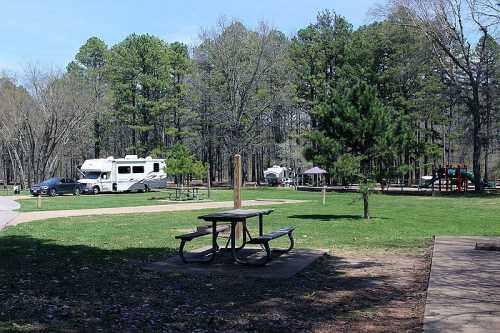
[175,209,295,266]
[169,187,204,201]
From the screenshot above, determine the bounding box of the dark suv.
[30,177,82,197]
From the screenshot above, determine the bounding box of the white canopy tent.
[303,167,327,187]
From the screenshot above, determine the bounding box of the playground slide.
[454,169,491,187]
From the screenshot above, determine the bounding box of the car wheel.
[49,188,57,197]
[92,186,100,195]
[74,187,80,196]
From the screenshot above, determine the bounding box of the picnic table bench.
[175,209,295,266]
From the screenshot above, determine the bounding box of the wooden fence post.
[37,195,42,209]
[322,186,326,205]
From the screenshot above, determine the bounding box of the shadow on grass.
[436,191,500,199]
[0,235,421,333]
[288,214,390,221]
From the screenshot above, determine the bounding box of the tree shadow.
[0,235,424,332]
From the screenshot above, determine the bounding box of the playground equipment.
[421,164,493,192]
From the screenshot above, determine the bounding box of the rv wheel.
[92,186,100,195]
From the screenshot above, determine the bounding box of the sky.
[0,0,381,74]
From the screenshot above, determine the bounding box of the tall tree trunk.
[472,86,482,192]
[362,191,369,219]
[484,149,489,181]
[424,120,429,175]
[94,118,101,158]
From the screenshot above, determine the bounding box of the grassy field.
[8,189,500,250]
[2,189,500,332]
[0,189,29,196]
[16,187,310,212]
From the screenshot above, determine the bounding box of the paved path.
[6,199,306,228]
[0,197,20,230]
[424,236,500,333]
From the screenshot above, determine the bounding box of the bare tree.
[473,0,500,29]
[192,20,292,182]
[199,20,289,154]
[379,0,499,191]
[0,76,31,186]
[0,66,94,186]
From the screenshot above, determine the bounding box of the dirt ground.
[0,241,431,333]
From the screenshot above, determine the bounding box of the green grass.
[7,189,500,250]
[17,190,178,211]
[16,187,311,212]
[0,189,29,196]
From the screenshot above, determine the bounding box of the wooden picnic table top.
[198,209,274,222]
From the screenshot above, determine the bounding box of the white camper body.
[263,165,289,184]
[78,155,167,194]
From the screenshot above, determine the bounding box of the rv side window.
[118,166,131,174]
[153,163,159,172]
[133,166,144,174]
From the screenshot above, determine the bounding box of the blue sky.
[0,0,380,74]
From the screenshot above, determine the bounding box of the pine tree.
[305,79,396,218]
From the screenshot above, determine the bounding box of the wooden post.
[322,186,326,205]
[233,154,242,239]
[37,195,42,209]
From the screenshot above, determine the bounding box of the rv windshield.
[83,172,101,180]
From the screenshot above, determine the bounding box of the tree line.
[0,0,498,192]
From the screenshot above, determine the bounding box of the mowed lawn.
[9,189,500,250]
[1,190,500,332]
[16,187,308,212]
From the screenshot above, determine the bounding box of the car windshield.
[39,178,59,186]
[83,172,100,180]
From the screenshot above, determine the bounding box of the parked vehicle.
[30,177,82,196]
[78,155,167,194]
[264,165,289,185]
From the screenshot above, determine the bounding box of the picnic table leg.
[212,221,219,252]
[230,222,247,264]
[259,214,263,236]
[236,220,248,250]
[230,222,238,260]
[269,230,295,254]
[178,223,219,264]
[178,238,218,264]
[230,221,269,266]
[286,230,295,252]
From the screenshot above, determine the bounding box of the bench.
[175,224,230,263]
[247,226,295,262]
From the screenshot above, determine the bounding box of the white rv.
[78,155,167,194]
